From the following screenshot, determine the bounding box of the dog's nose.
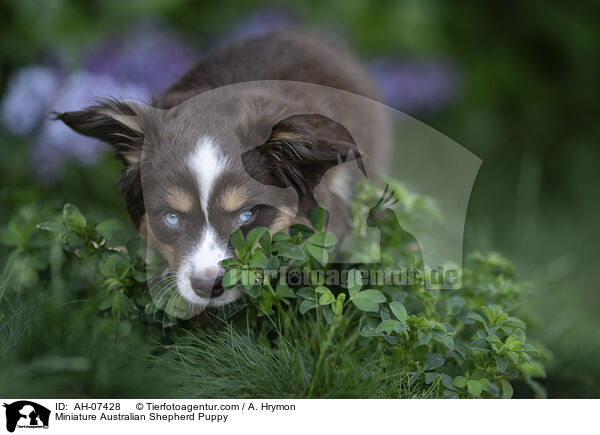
[190,269,224,298]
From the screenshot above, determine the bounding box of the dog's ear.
[53,99,144,166]
[241,114,365,208]
[54,99,146,226]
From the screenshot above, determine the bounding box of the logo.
[3,401,50,433]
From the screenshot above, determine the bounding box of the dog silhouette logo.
[3,401,50,432]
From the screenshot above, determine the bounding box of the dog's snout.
[190,268,224,298]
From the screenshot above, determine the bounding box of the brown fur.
[165,187,194,213]
[220,186,249,212]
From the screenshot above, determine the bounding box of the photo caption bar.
[1,399,596,434]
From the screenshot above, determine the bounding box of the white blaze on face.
[176,136,242,307]
[187,136,229,210]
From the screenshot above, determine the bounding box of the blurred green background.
[0,0,598,397]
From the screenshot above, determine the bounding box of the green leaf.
[441,374,455,390]
[98,294,112,310]
[512,328,526,343]
[258,296,273,315]
[246,227,267,251]
[37,221,67,235]
[503,316,526,330]
[131,267,147,283]
[346,269,363,297]
[359,325,381,338]
[351,289,386,312]
[272,232,291,242]
[96,219,122,239]
[289,224,315,238]
[277,243,305,261]
[470,338,491,351]
[318,292,335,305]
[309,206,327,231]
[453,376,467,388]
[423,354,445,371]
[389,301,407,321]
[467,312,486,324]
[478,378,491,391]
[322,305,336,324]
[306,243,328,266]
[249,250,268,268]
[376,320,398,334]
[433,334,454,350]
[244,284,261,298]
[315,286,329,294]
[495,355,509,373]
[104,277,121,292]
[99,254,118,277]
[299,300,318,314]
[332,299,343,315]
[63,203,86,230]
[500,379,513,399]
[520,343,540,354]
[243,270,262,289]
[506,351,519,364]
[275,282,296,298]
[425,372,439,384]
[418,330,432,345]
[219,258,242,268]
[394,322,407,334]
[116,262,131,279]
[259,230,272,255]
[229,228,246,252]
[297,287,317,300]
[63,232,84,249]
[486,334,503,346]
[126,236,141,259]
[117,320,132,337]
[467,380,483,397]
[222,269,241,288]
[307,232,337,248]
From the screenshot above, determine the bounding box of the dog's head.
[56,98,362,309]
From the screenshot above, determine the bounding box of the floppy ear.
[53,99,146,226]
[53,99,144,166]
[241,114,365,210]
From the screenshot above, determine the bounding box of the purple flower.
[1,66,61,136]
[368,59,461,114]
[1,19,198,181]
[84,19,198,94]
[216,7,293,48]
[33,71,149,180]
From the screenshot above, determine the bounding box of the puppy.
[57,29,391,311]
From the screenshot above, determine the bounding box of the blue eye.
[164,212,181,227]
[237,209,255,225]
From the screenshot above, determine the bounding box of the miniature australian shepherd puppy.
[57,29,391,312]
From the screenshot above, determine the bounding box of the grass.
[0,291,434,399]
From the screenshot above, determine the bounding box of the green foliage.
[220,246,545,397]
[0,202,174,342]
[0,181,548,398]
[216,180,548,398]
